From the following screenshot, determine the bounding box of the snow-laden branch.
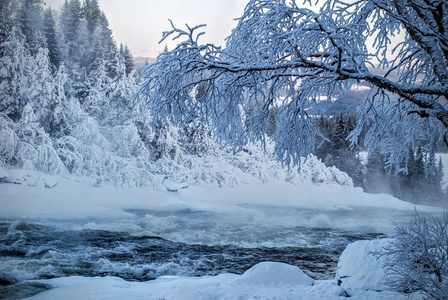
[138,0,448,168]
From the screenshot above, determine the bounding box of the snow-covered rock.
[42,175,58,189]
[335,239,393,292]
[236,262,314,286]
[162,178,188,192]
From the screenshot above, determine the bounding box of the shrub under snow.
[375,210,448,299]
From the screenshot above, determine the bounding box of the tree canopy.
[139,0,448,169]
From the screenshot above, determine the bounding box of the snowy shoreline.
[18,257,414,300]
[1,168,441,228]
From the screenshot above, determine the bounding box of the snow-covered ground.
[0,167,445,299]
[23,260,417,300]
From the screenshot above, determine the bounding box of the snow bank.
[23,261,418,300]
[235,261,314,286]
[25,262,339,300]
[335,239,393,292]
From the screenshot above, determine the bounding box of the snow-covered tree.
[0,26,31,120]
[119,43,134,75]
[423,150,444,204]
[375,210,448,299]
[73,19,91,71]
[84,54,138,127]
[42,8,61,69]
[106,64,139,126]
[60,0,81,59]
[139,0,448,169]
[83,0,102,34]
[17,0,45,55]
[96,12,118,78]
[0,0,14,50]
[0,113,17,167]
[24,48,56,128]
[84,58,110,120]
[15,103,66,174]
[26,48,69,138]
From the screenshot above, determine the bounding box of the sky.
[44,0,249,58]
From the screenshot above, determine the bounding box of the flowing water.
[0,207,387,299]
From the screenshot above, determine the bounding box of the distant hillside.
[134,56,156,69]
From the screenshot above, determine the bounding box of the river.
[0,206,388,299]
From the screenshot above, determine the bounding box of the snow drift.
[21,253,417,300]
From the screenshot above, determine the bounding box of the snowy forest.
[1,0,448,299]
[0,0,354,191]
[312,113,446,205]
[0,0,447,206]
[0,0,148,185]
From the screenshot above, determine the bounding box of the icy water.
[0,207,387,299]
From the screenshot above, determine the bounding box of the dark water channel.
[0,220,385,299]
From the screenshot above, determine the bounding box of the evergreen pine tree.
[364,148,389,194]
[73,19,91,70]
[17,0,45,55]
[331,115,350,169]
[423,151,444,204]
[84,57,110,121]
[42,8,61,69]
[410,147,426,204]
[0,26,31,120]
[398,146,416,201]
[331,113,348,152]
[120,44,134,75]
[95,12,118,78]
[323,113,365,186]
[437,156,445,205]
[0,0,14,53]
[425,151,437,183]
[26,48,69,137]
[83,0,101,34]
[59,0,81,63]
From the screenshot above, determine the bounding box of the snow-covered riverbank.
[21,259,413,300]
[1,168,441,233]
